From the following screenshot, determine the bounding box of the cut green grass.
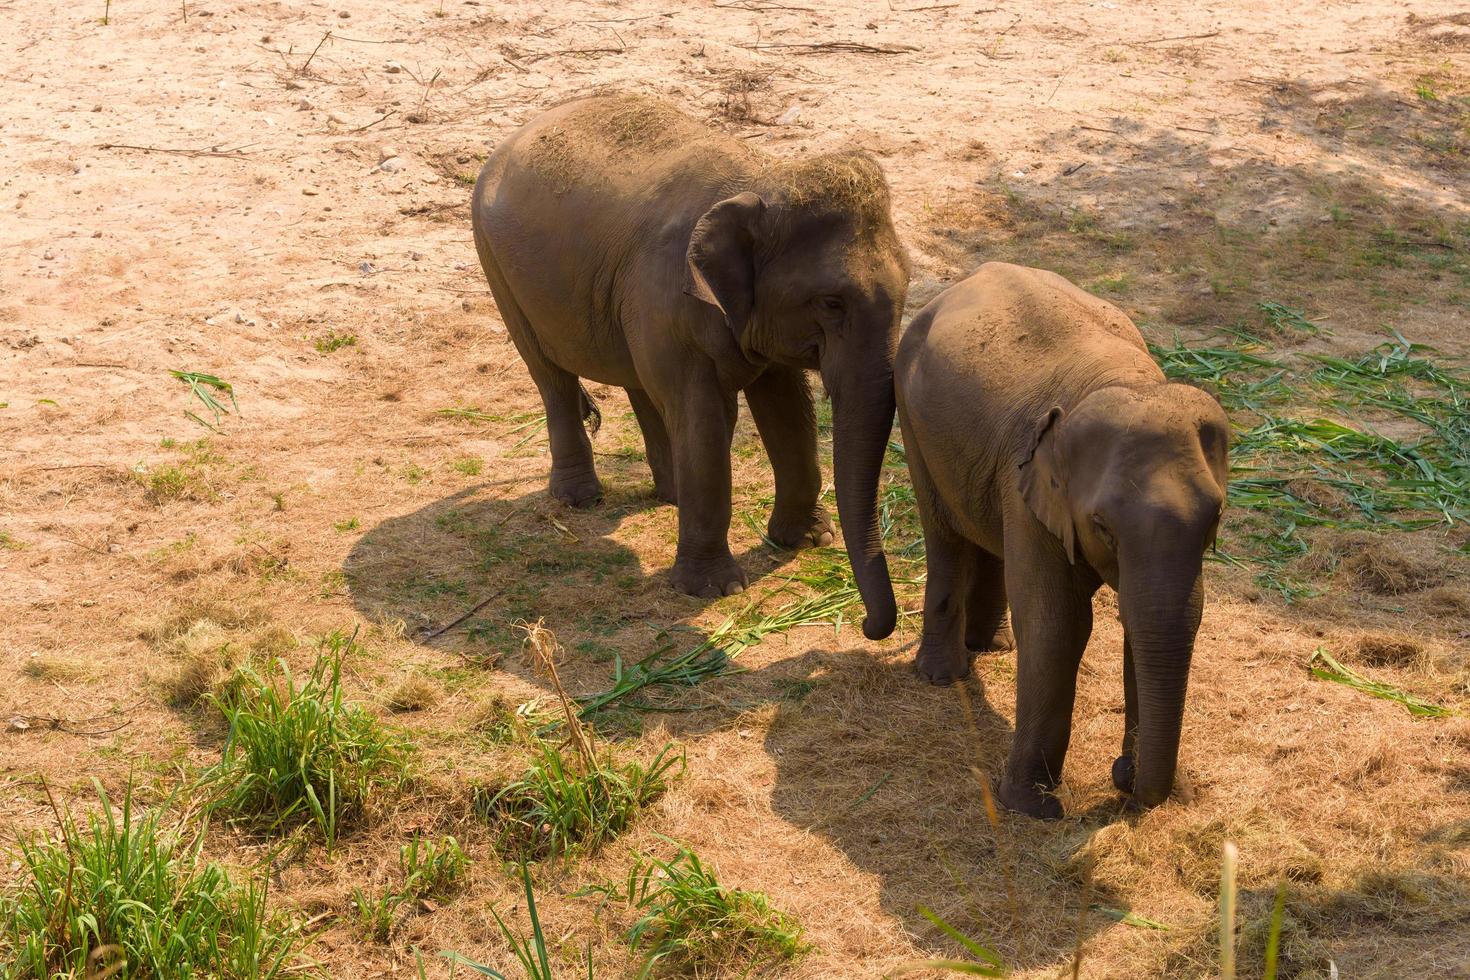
[585,841,810,978]
[0,779,301,979]
[575,587,865,723]
[1153,328,1470,600]
[477,740,681,861]
[204,631,412,850]
[1306,647,1455,717]
[170,369,239,431]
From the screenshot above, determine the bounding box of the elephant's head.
[1018,382,1229,808]
[683,153,910,639]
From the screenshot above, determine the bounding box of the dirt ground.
[4,0,1470,977]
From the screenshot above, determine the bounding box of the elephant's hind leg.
[627,388,677,504]
[964,548,1012,653]
[480,266,602,508]
[903,430,972,684]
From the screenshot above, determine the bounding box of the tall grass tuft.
[479,740,681,861]
[441,864,594,979]
[586,842,810,978]
[204,630,412,850]
[0,779,300,979]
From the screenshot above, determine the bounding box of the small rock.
[378,156,404,173]
[267,320,279,330]
[359,261,377,275]
[327,111,348,125]
[91,104,102,112]
[385,61,403,74]
[410,251,424,261]
[297,97,315,111]
[302,186,320,196]
[107,543,122,554]
[92,230,102,238]
[285,79,306,90]
[775,104,802,126]
[337,9,350,17]
[378,144,397,162]
[42,249,55,260]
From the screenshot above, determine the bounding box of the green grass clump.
[441,864,590,979]
[352,834,469,941]
[313,331,357,353]
[587,842,810,977]
[479,741,681,861]
[0,780,300,979]
[204,632,412,849]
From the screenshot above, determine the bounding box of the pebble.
[385,61,403,74]
[286,79,306,90]
[337,9,350,17]
[359,261,377,275]
[42,249,55,260]
[378,156,404,173]
[775,104,802,126]
[378,144,398,162]
[410,251,424,261]
[327,111,347,125]
[297,98,315,111]
[302,186,320,196]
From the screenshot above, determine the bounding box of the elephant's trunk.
[826,361,898,640]
[1118,562,1205,809]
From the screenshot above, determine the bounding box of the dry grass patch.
[384,673,441,713]
[21,654,94,683]
[144,601,297,707]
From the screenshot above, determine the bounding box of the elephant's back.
[902,262,1159,397]
[476,95,759,226]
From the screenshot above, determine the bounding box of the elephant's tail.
[579,383,602,434]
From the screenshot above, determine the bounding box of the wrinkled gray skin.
[895,263,1230,818]
[472,95,909,638]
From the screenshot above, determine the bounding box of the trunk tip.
[862,602,897,640]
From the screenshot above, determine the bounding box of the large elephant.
[471,95,909,638]
[894,263,1229,818]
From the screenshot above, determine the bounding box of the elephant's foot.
[997,775,1064,820]
[766,504,834,550]
[549,468,603,508]
[966,621,1014,654]
[1111,754,1136,795]
[915,640,971,685]
[651,479,678,505]
[670,551,747,598]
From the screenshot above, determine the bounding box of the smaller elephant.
[895,262,1229,819]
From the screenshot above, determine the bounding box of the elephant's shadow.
[343,479,1127,972]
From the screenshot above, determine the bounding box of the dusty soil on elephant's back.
[3,1,1470,977]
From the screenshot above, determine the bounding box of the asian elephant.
[472,95,909,639]
[894,263,1229,818]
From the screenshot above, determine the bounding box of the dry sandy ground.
[4,0,1470,977]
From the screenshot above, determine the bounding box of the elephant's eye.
[818,295,845,314]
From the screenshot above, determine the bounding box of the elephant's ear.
[684,192,766,340]
[1018,406,1075,564]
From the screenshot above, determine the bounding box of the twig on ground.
[421,589,505,641]
[740,40,920,55]
[99,143,254,158]
[299,30,332,73]
[348,110,396,133]
[1132,30,1220,45]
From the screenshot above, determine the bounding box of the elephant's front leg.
[1112,634,1139,794]
[745,366,834,549]
[997,550,1095,819]
[665,381,746,597]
